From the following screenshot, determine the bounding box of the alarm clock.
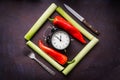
[46,28,71,50]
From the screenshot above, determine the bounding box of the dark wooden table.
[0,0,120,80]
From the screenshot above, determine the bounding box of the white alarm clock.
[46,28,70,50]
[51,30,70,50]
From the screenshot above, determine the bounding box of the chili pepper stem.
[48,18,54,22]
[67,60,75,64]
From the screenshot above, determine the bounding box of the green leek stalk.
[56,7,99,75]
[24,3,57,40]
[26,41,64,71]
[62,38,99,75]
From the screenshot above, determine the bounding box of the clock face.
[51,30,70,50]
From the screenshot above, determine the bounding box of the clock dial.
[51,30,70,50]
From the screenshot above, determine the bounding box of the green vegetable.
[24,3,57,40]
[26,40,64,71]
[56,6,99,75]
[62,38,99,75]
[67,60,75,64]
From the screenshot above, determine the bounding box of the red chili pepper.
[49,16,86,44]
[38,40,68,65]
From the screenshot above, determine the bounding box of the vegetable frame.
[24,3,99,75]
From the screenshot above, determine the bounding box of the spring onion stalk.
[24,3,57,40]
[56,6,99,75]
[62,37,99,75]
[26,41,64,71]
[56,7,94,40]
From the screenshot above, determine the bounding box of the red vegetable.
[49,16,86,44]
[38,40,68,65]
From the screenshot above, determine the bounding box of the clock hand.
[60,35,62,41]
[55,36,61,41]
